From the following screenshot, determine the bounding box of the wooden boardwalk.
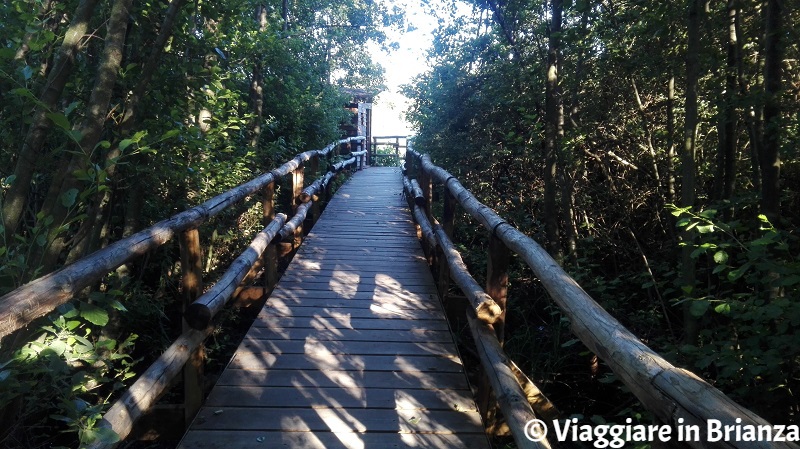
[178,167,490,449]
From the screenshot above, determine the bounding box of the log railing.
[0,137,365,340]
[0,136,366,447]
[88,140,366,448]
[370,135,408,166]
[404,146,799,449]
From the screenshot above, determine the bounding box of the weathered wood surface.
[0,136,364,340]
[178,167,490,449]
[407,148,800,449]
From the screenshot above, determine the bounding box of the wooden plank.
[276,275,436,287]
[264,297,439,312]
[247,326,452,342]
[252,316,451,331]
[188,407,484,433]
[229,353,465,372]
[237,338,458,357]
[179,430,489,449]
[215,369,470,390]
[267,289,439,303]
[179,168,488,449]
[261,304,445,320]
[270,280,438,295]
[205,386,479,411]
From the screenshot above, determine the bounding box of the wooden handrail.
[90,214,287,448]
[0,136,364,340]
[405,147,799,449]
[402,177,546,448]
[183,214,287,330]
[86,139,365,448]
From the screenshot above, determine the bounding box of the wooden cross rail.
[0,137,365,340]
[401,176,551,449]
[404,146,800,449]
[84,141,367,448]
[174,167,490,449]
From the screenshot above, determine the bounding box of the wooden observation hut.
[341,88,374,164]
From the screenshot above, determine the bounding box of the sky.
[366,1,440,137]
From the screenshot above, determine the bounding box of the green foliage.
[406,0,799,433]
[1,0,401,445]
[0,299,137,447]
[669,204,800,421]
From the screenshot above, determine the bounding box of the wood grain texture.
[178,167,489,449]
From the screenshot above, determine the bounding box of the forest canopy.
[405,0,799,429]
[0,0,399,445]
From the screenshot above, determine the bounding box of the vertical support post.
[437,188,456,302]
[419,166,435,266]
[365,106,372,165]
[291,165,304,245]
[477,232,511,434]
[486,234,511,343]
[420,166,433,226]
[308,155,320,227]
[395,137,400,166]
[179,229,204,428]
[262,181,278,291]
[405,149,413,177]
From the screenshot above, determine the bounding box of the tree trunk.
[282,0,289,32]
[2,0,100,236]
[667,75,677,204]
[760,0,782,222]
[544,0,563,261]
[632,78,662,189]
[249,4,268,148]
[681,0,702,344]
[67,0,189,263]
[38,0,134,271]
[713,0,739,202]
[14,0,56,63]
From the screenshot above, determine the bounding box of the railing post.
[476,231,512,433]
[405,148,413,177]
[278,164,304,257]
[486,234,510,343]
[307,155,320,227]
[437,189,455,303]
[419,165,435,265]
[262,181,278,290]
[372,136,377,166]
[395,137,400,166]
[291,165,304,246]
[179,228,204,428]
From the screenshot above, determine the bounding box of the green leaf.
[713,251,729,264]
[46,112,71,130]
[108,300,128,312]
[696,224,715,233]
[80,304,109,326]
[727,263,752,282]
[161,129,180,140]
[60,188,79,207]
[11,87,38,101]
[561,338,581,348]
[714,303,731,314]
[689,300,710,318]
[119,139,134,152]
[48,339,67,356]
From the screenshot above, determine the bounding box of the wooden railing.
[0,137,365,340]
[369,135,408,166]
[0,137,366,446]
[403,147,798,449]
